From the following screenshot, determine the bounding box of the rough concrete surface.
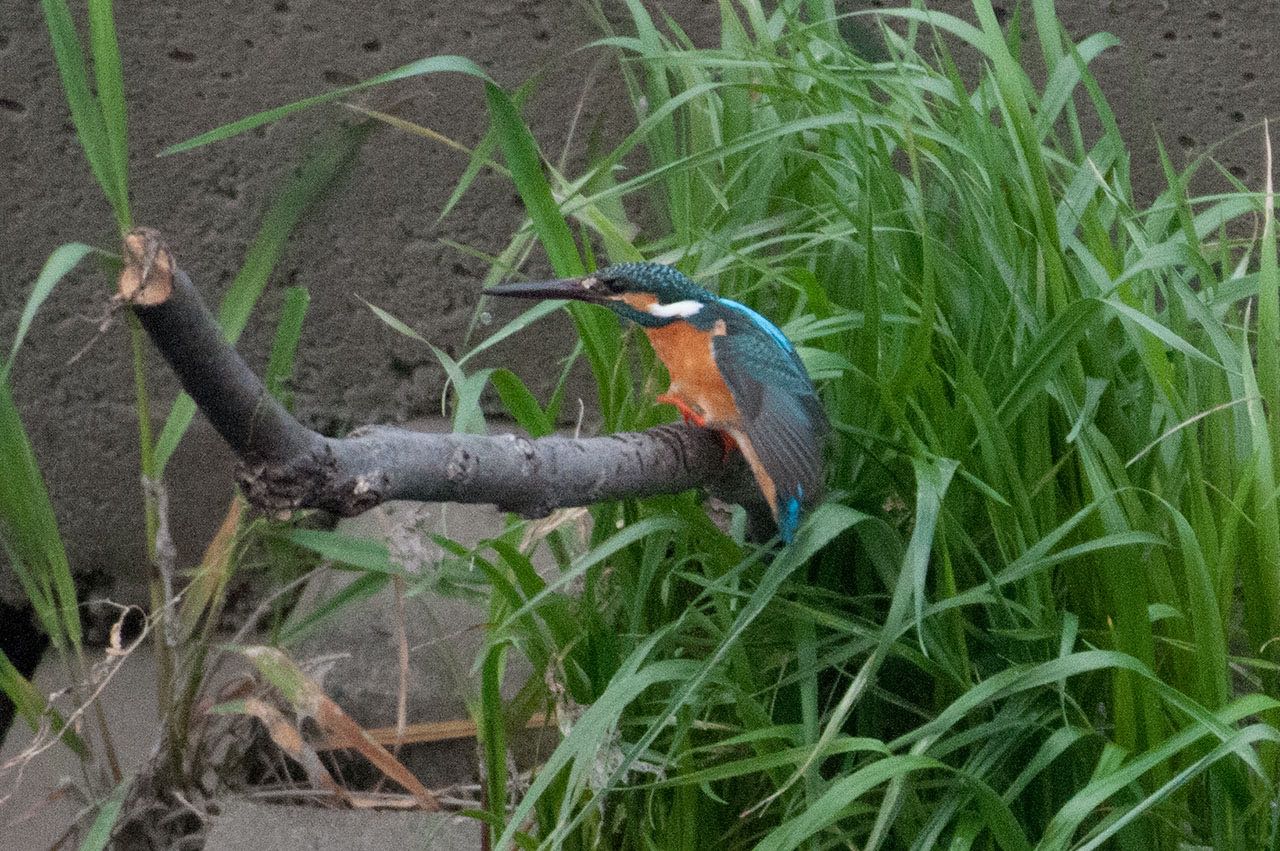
[979,0,1278,200]
[0,647,163,850]
[202,799,477,851]
[1,1,1278,610]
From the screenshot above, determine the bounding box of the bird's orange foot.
[657,392,706,427]
[657,393,737,460]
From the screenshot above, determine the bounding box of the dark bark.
[118,229,773,533]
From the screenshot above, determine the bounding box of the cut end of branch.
[118,227,175,306]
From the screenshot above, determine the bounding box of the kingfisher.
[486,262,829,543]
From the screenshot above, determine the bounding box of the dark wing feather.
[712,306,829,540]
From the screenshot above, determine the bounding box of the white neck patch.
[647,299,704,319]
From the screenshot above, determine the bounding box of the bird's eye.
[601,276,626,293]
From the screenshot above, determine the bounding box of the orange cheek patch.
[619,292,658,312]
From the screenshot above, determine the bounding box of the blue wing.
[712,302,829,542]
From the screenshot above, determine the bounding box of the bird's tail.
[778,486,804,544]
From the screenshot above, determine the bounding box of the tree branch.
[117,229,774,535]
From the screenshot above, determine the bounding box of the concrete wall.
[1006,0,1275,201]
[1,0,1276,610]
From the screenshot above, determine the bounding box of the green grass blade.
[1239,190,1280,690]
[86,0,129,229]
[163,55,491,155]
[494,630,692,850]
[484,83,583,277]
[1042,696,1279,848]
[436,103,507,225]
[263,286,310,408]
[278,571,390,647]
[459,300,563,367]
[1251,134,1280,458]
[78,773,133,851]
[489,368,555,437]
[758,754,1029,851]
[908,455,957,650]
[498,516,685,631]
[477,640,510,844]
[362,298,494,430]
[0,648,88,757]
[1075,724,1280,850]
[995,298,1102,424]
[0,383,81,650]
[40,0,124,226]
[536,505,871,845]
[1033,31,1118,141]
[286,528,405,574]
[362,298,430,346]
[482,81,642,425]
[3,243,95,384]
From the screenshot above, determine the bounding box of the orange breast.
[643,313,778,515]
[644,319,739,425]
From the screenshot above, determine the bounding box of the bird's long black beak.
[484,277,609,304]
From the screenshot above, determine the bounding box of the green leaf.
[539,505,871,845]
[1034,32,1118,141]
[286,529,406,574]
[438,107,505,225]
[0,648,88,757]
[40,0,123,225]
[430,343,492,435]
[489,369,555,437]
[650,737,888,788]
[0,383,81,650]
[495,633,697,850]
[458,299,564,367]
[78,774,133,851]
[995,298,1102,425]
[1043,697,1279,848]
[264,286,310,408]
[1070,723,1280,851]
[362,296,497,432]
[3,243,95,384]
[484,83,583,277]
[477,640,509,842]
[278,570,390,646]
[758,754,1028,851]
[1104,297,1220,368]
[86,0,129,228]
[163,55,491,155]
[908,454,958,650]
[362,298,430,345]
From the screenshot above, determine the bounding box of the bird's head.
[485,262,715,328]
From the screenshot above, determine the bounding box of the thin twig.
[392,576,409,753]
[142,476,180,648]
[65,296,124,367]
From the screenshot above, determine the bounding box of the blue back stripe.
[719,299,794,352]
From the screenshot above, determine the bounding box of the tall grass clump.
[443,1,1280,847]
